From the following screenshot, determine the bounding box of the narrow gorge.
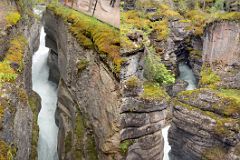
[0,0,239,160]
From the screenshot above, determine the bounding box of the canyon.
[0,0,239,160]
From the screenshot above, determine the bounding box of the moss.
[200,64,220,88]
[155,4,183,20]
[204,111,240,136]
[184,10,208,35]
[0,140,16,160]
[173,99,198,111]
[86,134,98,160]
[202,145,228,160]
[151,20,170,41]
[6,35,27,68]
[120,10,151,52]
[64,132,72,154]
[213,12,240,21]
[28,93,39,160]
[119,140,134,156]
[0,61,17,84]
[74,111,85,159]
[178,88,240,117]
[0,35,27,85]
[47,3,121,75]
[77,59,89,74]
[5,11,21,28]
[17,88,28,103]
[0,104,4,130]
[141,82,170,100]
[126,76,139,88]
[175,96,240,137]
[216,89,240,117]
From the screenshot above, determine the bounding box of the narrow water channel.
[162,61,197,160]
[32,27,59,160]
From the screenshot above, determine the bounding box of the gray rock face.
[203,21,240,90]
[43,10,121,160]
[203,21,240,66]
[169,79,188,97]
[47,49,60,84]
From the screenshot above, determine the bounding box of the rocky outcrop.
[123,0,136,10]
[43,9,121,160]
[120,47,168,159]
[169,21,240,160]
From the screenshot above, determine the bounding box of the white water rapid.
[32,27,59,160]
[162,61,197,160]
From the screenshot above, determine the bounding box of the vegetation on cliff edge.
[47,3,121,74]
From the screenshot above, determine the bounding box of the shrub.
[144,48,175,85]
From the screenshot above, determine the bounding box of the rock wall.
[43,10,121,160]
[120,47,167,159]
[0,16,41,160]
[169,21,240,160]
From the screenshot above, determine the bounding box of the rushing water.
[162,125,171,160]
[162,61,197,160]
[32,27,59,160]
[178,62,197,90]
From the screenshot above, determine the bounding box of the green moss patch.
[202,145,228,160]
[178,88,240,118]
[0,35,27,85]
[120,140,134,156]
[200,64,220,88]
[47,3,121,74]
[5,12,21,28]
[77,58,89,74]
[141,82,170,100]
[151,20,170,41]
[0,140,16,160]
[28,93,40,160]
[125,76,140,89]
[73,110,98,159]
[175,98,240,138]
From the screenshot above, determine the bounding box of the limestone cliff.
[43,5,121,159]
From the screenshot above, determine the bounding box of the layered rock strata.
[169,21,240,160]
